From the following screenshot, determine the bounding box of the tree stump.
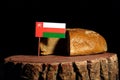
[3,53,119,80]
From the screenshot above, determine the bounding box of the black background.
[0,1,120,79]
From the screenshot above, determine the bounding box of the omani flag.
[35,22,66,38]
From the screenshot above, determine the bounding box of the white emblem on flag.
[38,23,42,27]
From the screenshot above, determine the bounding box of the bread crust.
[68,28,107,55]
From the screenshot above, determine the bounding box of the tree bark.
[3,53,119,80]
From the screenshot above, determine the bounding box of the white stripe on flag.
[43,22,66,28]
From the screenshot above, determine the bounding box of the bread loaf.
[40,28,107,56]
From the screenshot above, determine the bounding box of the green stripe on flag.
[43,32,65,38]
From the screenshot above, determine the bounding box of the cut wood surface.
[4,53,119,80]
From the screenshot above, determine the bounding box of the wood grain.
[4,53,119,80]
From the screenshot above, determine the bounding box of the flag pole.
[38,37,41,56]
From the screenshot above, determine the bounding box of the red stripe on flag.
[43,28,65,33]
[35,22,43,37]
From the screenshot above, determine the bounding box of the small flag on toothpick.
[35,22,66,56]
